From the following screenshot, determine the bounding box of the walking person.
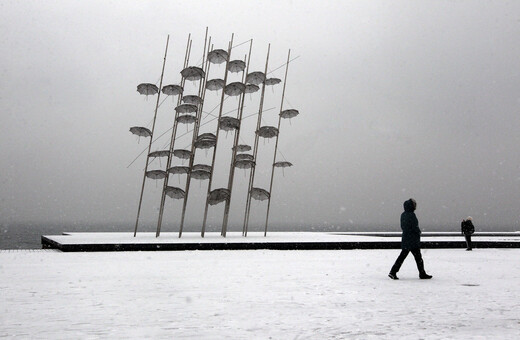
[388,198,432,280]
[461,216,475,251]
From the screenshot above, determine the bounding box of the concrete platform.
[41,231,520,252]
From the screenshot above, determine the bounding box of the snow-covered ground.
[1,249,519,339]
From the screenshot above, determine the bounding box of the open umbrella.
[227,60,246,73]
[235,159,255,169]
[274,161,293,168]
[191,170,211,180]
[137,83,158,96]
[256,126,279,138]
[265,78,281,86]
[233,144,251,152]
[167,166,190,175]
[149,150,170,158]
[236,153,254,161]
[251,187,270,201]
[176,115,197,124]
[246,72,265,85]
[208,188,231,205]
[165,186,185,199]
[182,95,203,105]
[129,126,152,138]
[207,49,228,64]
[280,109,299,119]
[245,84,259,94]
[192,164,212,172]
[175,104,198,114]
[146,170,167,180]
[181,66,205,81]
[162,85,183,96]
[219,117,240,131]
[173,149,191,160]
[224,82,245,96]
[206,79,225,91]
[194,133,217,149]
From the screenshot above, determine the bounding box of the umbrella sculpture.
[206,79,225,91]
[245,84,260,94]
[137,83,159,96]
[165,186,185,199]
[207,49,228,64]
[251,187,270,201]
[175,104,198,114]
[208,188,231,205]
[173,149,191,160]
[149,150,170,158]
[274,161,293,176]
[192,164,212,172]
[235,159,255,169]
[280,109,299,119]
[194,133,217,149]
[234,144,252,152]
[176,115,197,124]
[145,170,167,180]
[265,78,281,86]
[224,82,246,96]
[167,166,190,175]
[236,153,254,161]
[257,126,279,138]
[227,60,246,73]
[246,71,265,85]
[129,126,152,138]
[219,116,240,131]
[162,84,183,96]
[182,95,203,105]
[181,66,205,81]
[191,164,212,181]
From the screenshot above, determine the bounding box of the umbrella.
[246,72,265,85]
[194,133,217,149]
[251,187,270,201]
[129,126,152,138]
[173,149,191,160]
[182,95,203,105]
[207,49,228,64]
[146,170,167,180]
[235,153,254,161]
[167,166,190,175]
[219,116,240,131]
[165,186,185,199]
[224,82,245,96]
[149,150,170,158]
[235,159,255,169]
[162,85,183,96]
[256,126,279,138]
[233,144,251,152]
[137,83,158,96]
[280,109,299,119]
[227,60,246,73]
[191,170,211,180]
[181,66,205,81]
[192,164,212,172]
[265,78,281,86]
[175,104,198,114]
[206,79,225,91]
[208,188,230,205]
[176,115,197,124]
[245,84,259,94]
[274,161,293,168]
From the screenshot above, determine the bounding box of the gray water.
[1,221,517,249]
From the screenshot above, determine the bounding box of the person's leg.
[465,235,472,250]
[411,249,432,279]
[390,250,409,276]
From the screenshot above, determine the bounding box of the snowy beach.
[1,249,519,339]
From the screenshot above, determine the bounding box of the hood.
[403,199,416,212]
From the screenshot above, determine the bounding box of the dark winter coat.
[461,220,475,235]
[400,199,421,250]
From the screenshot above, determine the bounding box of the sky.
[1,0,520,232]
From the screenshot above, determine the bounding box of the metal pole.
[264,49,291,236]
[222,41,253,237]
[243,44,270,236]
[134,35,170,237]
[178,29,211,237]
[201,34,234,237]
[155,34,192,237]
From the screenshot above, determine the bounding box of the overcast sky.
[1,1,520,232]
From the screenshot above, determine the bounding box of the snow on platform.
[1,249,519,338]
[41,231,520,252]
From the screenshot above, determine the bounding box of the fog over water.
[1,1,520,241]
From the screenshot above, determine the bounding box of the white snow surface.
[1,249,519,339]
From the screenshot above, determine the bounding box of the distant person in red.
[388,198,432,280]
[461,216,475,251]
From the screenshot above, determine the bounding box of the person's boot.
[419,272,432,279]
[388,272,399,280]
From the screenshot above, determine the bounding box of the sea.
[1,221,518,250]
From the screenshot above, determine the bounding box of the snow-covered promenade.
[1,249,519,339]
